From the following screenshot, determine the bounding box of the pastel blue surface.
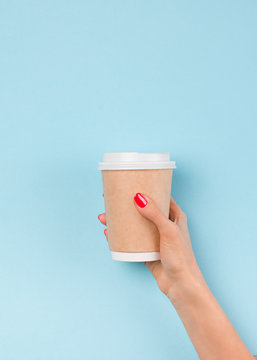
[0,1,256,359]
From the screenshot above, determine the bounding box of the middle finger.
[98,213,107,225]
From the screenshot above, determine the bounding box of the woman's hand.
[98,193,205,298]
[98,193,254,359]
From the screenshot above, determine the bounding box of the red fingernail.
[134,193,148,208]
[104,229,107,235]
[98,214,102,220]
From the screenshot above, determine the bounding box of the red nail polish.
[134,193,148,208]
[98,214,101,220]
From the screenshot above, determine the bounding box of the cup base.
[111,251,160,262]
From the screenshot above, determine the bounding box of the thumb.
[133,192,171,234]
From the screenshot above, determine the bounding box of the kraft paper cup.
[98,152,176,262]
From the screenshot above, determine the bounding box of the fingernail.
[98,214,102,220]
[134,193,148,208]
[104,229,107,235]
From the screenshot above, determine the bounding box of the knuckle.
[159,220,175,237]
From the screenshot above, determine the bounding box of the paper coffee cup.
[98,152,176,262]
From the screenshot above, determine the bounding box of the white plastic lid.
[98,152,176,170]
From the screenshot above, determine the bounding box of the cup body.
[98,153,175,262]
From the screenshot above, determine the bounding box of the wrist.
[167,268,209,307]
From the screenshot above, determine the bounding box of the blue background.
[0,0,256,359]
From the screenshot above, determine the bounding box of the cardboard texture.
[102,169,173,253]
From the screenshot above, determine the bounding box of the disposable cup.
[98,152,176,262]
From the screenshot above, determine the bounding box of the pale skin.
[98,194,254,360]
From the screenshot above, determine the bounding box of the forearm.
[167,271,254,360]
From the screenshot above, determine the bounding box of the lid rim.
[98,161,176,170]
[98,152,176,170]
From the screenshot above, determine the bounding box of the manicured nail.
[134,193,148,208]
[98,214,102,221]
